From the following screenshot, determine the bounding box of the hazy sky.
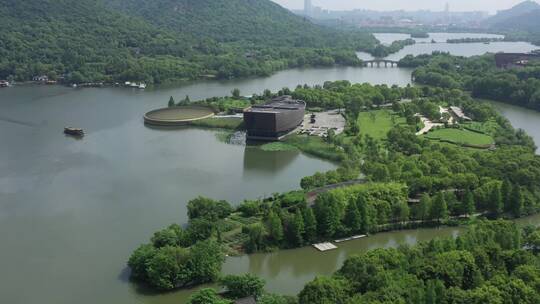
[272,0,537,14]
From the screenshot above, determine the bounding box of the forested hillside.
[484,0,540,27]
[484,1,540,45]
[104,0,375,49]
[0,0,377,84]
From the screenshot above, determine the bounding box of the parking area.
[299,109,346,137]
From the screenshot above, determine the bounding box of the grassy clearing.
[462,119,500,136]
[190,117,244,130]
[284,134,344,162]
[260,142,298,152]
[424,128,494,147]
[357,110,406,140]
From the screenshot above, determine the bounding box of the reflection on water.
[243,147,299,176]
[487,100,540,154]
[222,226,462,295]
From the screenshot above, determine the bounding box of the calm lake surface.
[359,32,537,61]
[1,37,540,304]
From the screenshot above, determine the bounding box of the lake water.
[373,32,505,45]
[1,37,540,304]
[360,32,537,61]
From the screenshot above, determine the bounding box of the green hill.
[483,1,540,44]
[0,0,377,84]
[104,0,373,49]
[484,0,540,27]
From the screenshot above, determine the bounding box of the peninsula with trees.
[128,80,540,296]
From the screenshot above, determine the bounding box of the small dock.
[334,235,367,243]
[312,242,338,252]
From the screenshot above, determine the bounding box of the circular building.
[144,106,215,126]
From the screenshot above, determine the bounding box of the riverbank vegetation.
[446,37,504,43]
[186,220,540,303]
[129,81,540,292]
[399,52,540,111]
[296,220,540,304]
[370,39,416,58]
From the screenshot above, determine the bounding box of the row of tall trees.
[127,197,234,290]
[400,53,540,111]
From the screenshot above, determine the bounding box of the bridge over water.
[363,59,399,68]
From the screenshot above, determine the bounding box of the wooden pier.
[313,242,338,252]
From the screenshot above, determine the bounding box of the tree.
[187,197,232,221]
[189,288,232,304]
[266,211,284,244]
[393,202,410,223]
[314,193,341,238]
[286,211,305,247]
[430,192,448,222]
[502,179,512,212]
[128,244,156,281]
[489,184,503,216]
[418,194,432,221]
[509,185,524,218]
[358,196,371,233]
[179,95,191,105]
[243,223,266,253]
[168,96,176,107]
[343,201,362,233]
[298,277,351,304]
[186,218,215,244]
[231,88,241,99]
[151,224,182,248]
[146,246,189,290]
[464,190,476,217]
[303,208,318,243]
[187,240,225,285]
[220,274,265,299]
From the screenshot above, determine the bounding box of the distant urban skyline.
[272,0,538,14]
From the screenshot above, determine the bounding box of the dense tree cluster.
[400,53,540,111]
[291,80,420,110]
[370,39,416,58]
[0,0,379,83]
[298,220,540,304]
[188,274,295,304]
[127,197,232,290]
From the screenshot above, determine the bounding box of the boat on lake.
[138,83,146,89]
[64,127,85,137]
[0,80,10,87]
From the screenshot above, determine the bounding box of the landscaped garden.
[424,127,494,147]
[357,110,406,140]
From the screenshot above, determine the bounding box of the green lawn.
[357,110,406,140]
[462,119,500,136]
[260,142,298,152]
[190,117,244,129]
[285,134,344,162]
[424,128,494,147]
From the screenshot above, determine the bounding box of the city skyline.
[272,0,539,14]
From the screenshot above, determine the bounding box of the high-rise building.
[304,0,312,16]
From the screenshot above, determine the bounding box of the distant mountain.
[484,1,540,28]
[0,0,376,83]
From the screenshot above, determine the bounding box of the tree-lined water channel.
[1,33,539,304]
